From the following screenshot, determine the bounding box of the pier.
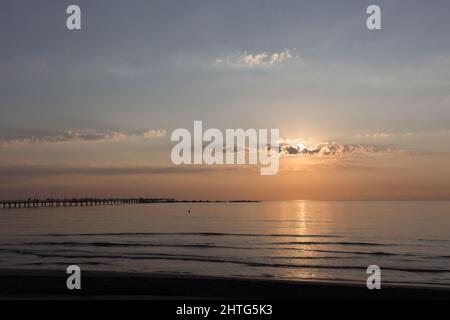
[0,198,173,209]
[0,198,259,209]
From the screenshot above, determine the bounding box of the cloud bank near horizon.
[0,129,166,147]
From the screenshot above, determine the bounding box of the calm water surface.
[0,201,449,287]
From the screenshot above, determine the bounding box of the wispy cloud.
[215,49,297,68]
[141,129,166,138]
[0,129,166,147]
[280,161,376,173]
[354,132,413,139]
[354,129,450,140]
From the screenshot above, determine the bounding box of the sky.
[1,0,450,200]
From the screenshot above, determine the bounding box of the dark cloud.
[0,130,166,147]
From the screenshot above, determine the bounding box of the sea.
[0,201,449,287]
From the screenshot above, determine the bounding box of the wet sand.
[0,269,449,300]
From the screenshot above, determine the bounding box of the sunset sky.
[1,0,450,200]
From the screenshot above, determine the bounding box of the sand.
[0,269,449,300]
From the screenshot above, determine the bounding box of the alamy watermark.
[171,121,280,175]
[66,5,81,30]
[366,5,381,30]
[366,265,381,290]
[66,265,81,290]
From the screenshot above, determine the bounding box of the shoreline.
[1,269,449,300]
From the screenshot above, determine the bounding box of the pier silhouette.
[0,198,258,209]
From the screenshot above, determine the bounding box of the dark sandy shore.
[0,269,449,300]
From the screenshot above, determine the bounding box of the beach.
[1,269,449,300]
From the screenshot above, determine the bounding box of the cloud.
[0,129,166,147]
[277,139,408,157]
[280,161,376,173]
[215,49,297,68]
[141,129,166,138]
[354,129,450,140]
[355,133,393,139]
[192,137,408,158]
[354,132,413,139]
[202,137,408,159]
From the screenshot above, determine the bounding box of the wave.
[418,239,450,243]
[20,261,108,266]
[306,248,415,257]
[270,241,389,246]
[19,241,392,252]
[37,232,342,238]
[2,242,436,259]
[0,247,217,260]
[3,249,449,274]
[26,241,252,250]
[271,256,354,260]
[24,241,384,253]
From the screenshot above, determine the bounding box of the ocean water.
[0,201,449,287]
